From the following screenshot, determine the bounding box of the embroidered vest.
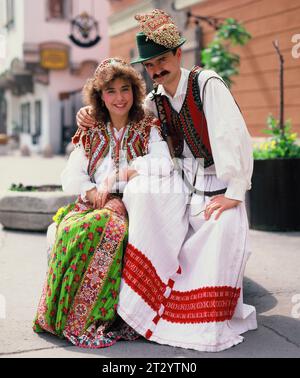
[72,115,161,181]
[152,66,214,168]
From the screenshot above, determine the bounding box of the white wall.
[0,0,25,72]
[23,0,110,66]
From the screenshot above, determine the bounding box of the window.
[47,0,72,20]
[6,0,14,29]
[0,94,7,134]
[34,101,42,136]
[21,103,30,134]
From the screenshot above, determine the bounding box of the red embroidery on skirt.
[123,244,166,312]
[162,286,240,324]
[123,244,241,325]
[167,279,175,289]
[152,314,160,325]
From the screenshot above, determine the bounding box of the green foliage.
[216,18,252,45]
[253,115,300,159]
[10,183,37,192]
[9,183,63,192]
[201,18,251,87]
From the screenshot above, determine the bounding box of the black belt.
[199,188,227,197]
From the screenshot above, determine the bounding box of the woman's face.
[101,78,133,120]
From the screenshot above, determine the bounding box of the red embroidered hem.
[123,243,241,334]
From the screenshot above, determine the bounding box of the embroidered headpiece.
[135,9,182,49]
[93,57,130,90]
[94,58,128,75]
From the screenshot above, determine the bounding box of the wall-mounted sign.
[40,43,69,70]
[69,12,101,48]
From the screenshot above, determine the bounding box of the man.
[76,9,257,352]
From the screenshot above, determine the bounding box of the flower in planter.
[253,114,300,160]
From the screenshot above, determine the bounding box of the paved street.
[0,152,300,358]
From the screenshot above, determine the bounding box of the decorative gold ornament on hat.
[135,9,181,49]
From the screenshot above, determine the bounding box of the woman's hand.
[85,169,138,210]
[93,174,116,208]
[204,194,241,220]
[118,168,139,182]
[86,187,98,208]
[94,184,110,209]
[104,198,127,217]
[76,106,95,131]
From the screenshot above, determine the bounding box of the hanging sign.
[40,43,69,70]
[69,12,101,48]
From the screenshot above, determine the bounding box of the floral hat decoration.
[92,57,129,90]
[131,9,186,64]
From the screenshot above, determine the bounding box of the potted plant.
[250,116,300,231]
[249,41,300,231]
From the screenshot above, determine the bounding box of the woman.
[33,58,173,348]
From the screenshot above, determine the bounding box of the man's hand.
[204,194,241,220]
[76,106,95,130]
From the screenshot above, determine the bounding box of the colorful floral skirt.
[33,201,139,348]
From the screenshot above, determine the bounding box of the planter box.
[0,191,77,231]
[249,158,300,231]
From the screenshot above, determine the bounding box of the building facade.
[108,0,300,137]
[0,0,110,153]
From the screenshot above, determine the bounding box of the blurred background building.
[0,0,109,153]
[109,0,300,138]
[0,0,299,154]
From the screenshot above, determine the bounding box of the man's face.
[143,49,182,86]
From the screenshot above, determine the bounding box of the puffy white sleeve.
[60,145,96,199]
[129,127,174,176]
[200,71,253,202]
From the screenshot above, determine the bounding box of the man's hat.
[131,9,186,64]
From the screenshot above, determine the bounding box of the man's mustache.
[153,71,170,80]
